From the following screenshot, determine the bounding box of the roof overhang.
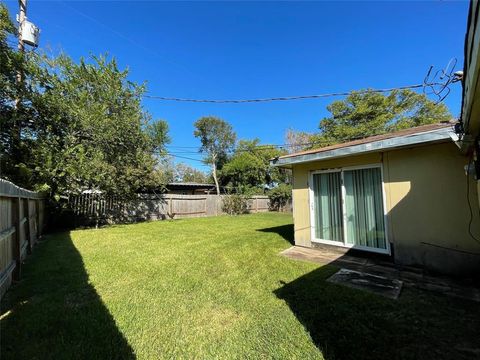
[460,0,480,146]
[166,183,215,189]
[271,127,456,168]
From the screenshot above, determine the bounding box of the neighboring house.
[165,182,216,195]
[271,122,480,276]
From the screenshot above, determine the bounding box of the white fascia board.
[271,128,454,167]
[461,1,480,134]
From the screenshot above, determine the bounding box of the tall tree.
[27,54,170,198]
[220,139,287,194]
[0,5,171,197]
[0,4,33,185]
[174,163,210,183]
[284,128,313,154]
[309,89,452,148]
[193,116,236,194]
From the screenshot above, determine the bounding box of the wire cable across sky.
[144,84,427,103]
[144,59,460,104]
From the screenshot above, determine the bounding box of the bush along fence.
[68,193,292,227]
[0,179,46,298]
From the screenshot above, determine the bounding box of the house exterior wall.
[291,142,480,276]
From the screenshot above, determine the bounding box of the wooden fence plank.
[0,227,15,242]
[12,197,21,281]
[0,179,45,297]
[25,199,32,254]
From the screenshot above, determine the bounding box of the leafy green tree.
[268,183,292,211]
[220,139,287,194]
[193,116,236,194]
[284,128,312,154]
[0,4,34,185]
[1,5,170,199]
[174,163,210,183]
[26,54,169,198]
[310,89,452,148]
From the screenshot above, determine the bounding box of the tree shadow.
[274,266,480,360]
[257,224,294,245]
[0,232,136,359]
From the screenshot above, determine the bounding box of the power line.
[163,153,205,163]
[143,84,426,103]
[144,58,461,104]
[165,135,372,154]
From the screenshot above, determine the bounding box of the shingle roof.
[167,182,215,188]
[278,122,455,160]
[271,122,457,168]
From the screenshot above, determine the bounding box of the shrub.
[268,184,292,211]
[222,194,249,215]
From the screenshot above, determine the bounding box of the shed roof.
[166,182,215,189]
[271,122,457,168]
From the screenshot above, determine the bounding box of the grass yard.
[1,213,479,360]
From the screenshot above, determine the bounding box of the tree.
[284,128,313,154]
[309,89,452,148]
[25,53,170,198]
[0,5,171,199]
[193,116,236,194]
[220,139,287,194]
[0,4,34,185]
[268,183,292,211]
[174,163,210,183]
[152,158,176,186]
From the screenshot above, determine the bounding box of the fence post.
[36,199,41,237]
[25,199,32,254]
[12,197,22,281]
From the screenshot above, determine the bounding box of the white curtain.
[344,168,386,249]
[313,172,344,242]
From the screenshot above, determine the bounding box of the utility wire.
[144,84,427,103]
[144,59,460,104]
[166,133,389,154]
[163,153,206,163]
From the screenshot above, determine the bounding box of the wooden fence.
[0,179,46,298]
[68,193,288,226]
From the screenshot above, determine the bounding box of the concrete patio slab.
[327,268,403,299]
[280,245,480,302]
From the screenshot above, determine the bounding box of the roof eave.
[270,128,454,168]
[461,0,480,139]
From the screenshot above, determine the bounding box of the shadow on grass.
[274,266,480,360]
[0,232,135,360]
[257,224,294,245]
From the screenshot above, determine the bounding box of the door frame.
[309,163,390,255]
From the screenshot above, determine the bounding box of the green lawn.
[1,213,479,360]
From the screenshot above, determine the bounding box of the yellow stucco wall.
[291,142,480,275]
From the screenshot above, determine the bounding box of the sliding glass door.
[312,171,344,242]
[310,166,388,253]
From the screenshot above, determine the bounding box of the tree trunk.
[212,161,220,195]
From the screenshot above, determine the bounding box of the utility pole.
[12,0,27,174]
[18,0,27,51]
[15,0,27,108]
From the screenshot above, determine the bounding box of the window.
[310,165,388,253]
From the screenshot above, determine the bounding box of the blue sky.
[5,1,470,171]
